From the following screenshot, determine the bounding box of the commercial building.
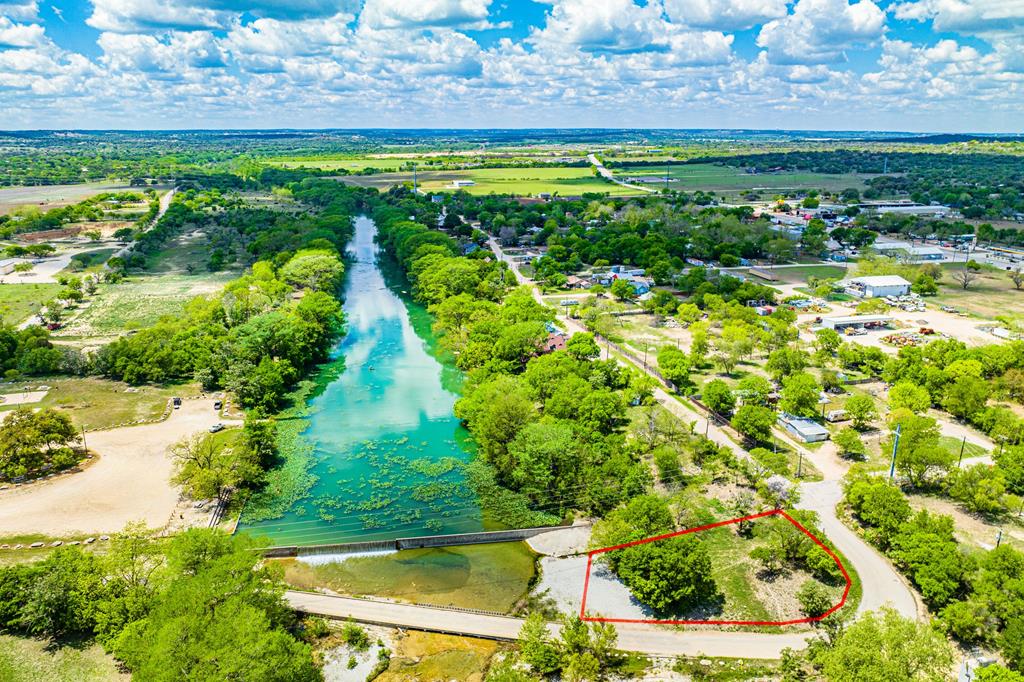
[819,314,893,331]
[843,275,911,298]
[874,241,945,262]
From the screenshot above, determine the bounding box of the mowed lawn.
[0,635,127,682]
[620,163,874,195]
[341,167,639,197]
[0,282,63,324]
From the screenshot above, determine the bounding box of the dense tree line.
[0,527,318,680]
[691,150,1024,219]
[372,188,658,525]
[845,474,1024,671]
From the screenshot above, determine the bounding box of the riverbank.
[238,216,485,546]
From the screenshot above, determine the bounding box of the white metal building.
[844,275,911,298]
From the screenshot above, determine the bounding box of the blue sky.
[0,0,1021,131]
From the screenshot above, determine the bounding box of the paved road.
[286,591,811,659]
[492,242,923,617]
[587,153,657,194]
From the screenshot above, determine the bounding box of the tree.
[844,475,911,548]
[765,238,795,265]
[845,394,877,430]
[0,407,79,479]
[565,332,600,361]
[614,536,720,614]
[834,427,867,459]
[912,273,938,296]
[952,265,979,290]
[1011,268,1024,291]
[279,250,344,292]
[886,409,953,487]
[889,381,932,413]
[797,579,833,619]
[732,405,776,443]
[780,372,820,418]
[815,607,954,682]
[657,345,690,387]
[766,347,809,381]
[814,328,842,357]
[947,463,1006,516]
[976,667,1024,682]
[610,277,634,301]
[112,529,318,682]
[942,375,989,421]
[702,379,735,415]
[18,547,104,638]
[738,374,772,406]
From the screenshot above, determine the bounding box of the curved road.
[288,242,922,659]
[488,241,921,623]
[588,153,658,194]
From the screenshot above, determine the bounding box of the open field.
[932,265,1024,319]
[757,264,851,284]
[0,282,63,324]
[266,156,408,172]
[0,377,200,430]
[57,273,234,340]
[338,167,639,197]
[0,635,126,682]
[617,163,875,196]
[0,182,138,215]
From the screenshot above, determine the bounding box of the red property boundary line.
[580,508,851,626]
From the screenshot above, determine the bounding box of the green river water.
[239,216,484,546]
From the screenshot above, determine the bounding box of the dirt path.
[0,399,232,536]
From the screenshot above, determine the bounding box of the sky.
[0,0,1022,132]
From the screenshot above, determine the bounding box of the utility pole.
[412,162,418,195]
[957,436,967,468]
[888,423,901,481]
[797,451,804,478]
[997,528,1004,548]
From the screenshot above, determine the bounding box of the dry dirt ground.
[0,399,234,537]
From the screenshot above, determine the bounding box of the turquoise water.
[239,216,483,546]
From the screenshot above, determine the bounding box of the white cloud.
[99,30,226,72]
[0,0,37,21]
[360,0,493,29]
[757,0,886,64]
[530,0,676,53]
[891,0,1024,35]
[87,0,357,33]
[664,0,788,30]
[0,16,44,46]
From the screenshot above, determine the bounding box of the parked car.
[209,423,225,433]
[213,400,222,410]
[172,397,182,409]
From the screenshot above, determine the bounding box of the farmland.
[615,163,876,196]
[340,166,639,197]
[0,182,139,215]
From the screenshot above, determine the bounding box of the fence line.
[591,332,676,392]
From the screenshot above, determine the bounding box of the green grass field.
[0,282,63,325]
[341,166,639,197]
[766,264,851,285]
[56,274,234,339]
[0,635,126,682]
[0,377,200,430]
[932,265,1024,318]
[267,156,408,172]
[619,163,874,196]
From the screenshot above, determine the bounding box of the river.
[239,216,483,546]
